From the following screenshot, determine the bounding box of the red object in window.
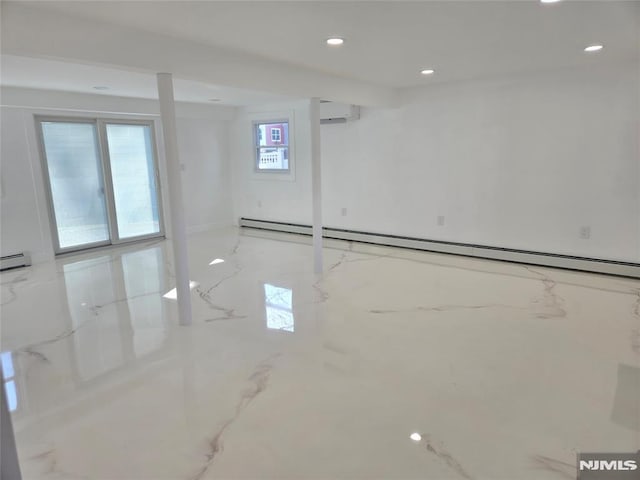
[265,124,286,146]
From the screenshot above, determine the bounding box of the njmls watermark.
[577,453,640,479]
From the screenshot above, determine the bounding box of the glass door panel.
[105,124,161,240]
[40,121,110,251]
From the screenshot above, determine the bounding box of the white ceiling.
[0,55,297,106]
[1,0,638,105]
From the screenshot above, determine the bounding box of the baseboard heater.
[0,252,31,272]
[239,218,640,279]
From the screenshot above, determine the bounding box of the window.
[254,121,289,171]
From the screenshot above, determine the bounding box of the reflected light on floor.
[410,433,422,442]
[163,281,199,300]
[209,258,225,266]
[1,352,18,411]
[264,283,294,332]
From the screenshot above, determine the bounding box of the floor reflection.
[611,364,640,432]
[264,283,294,333]
[2,227,639,479]
[1,351,18,412]
[61,246,168,382]
[122,248,169,358]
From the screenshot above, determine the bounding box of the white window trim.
[249,110,295,181]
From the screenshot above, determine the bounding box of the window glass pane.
[257,147,289,170]
[106,124,160,239]
[255,122,289,171]
[41,122,110,249]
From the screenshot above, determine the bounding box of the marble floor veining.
[1,227,639,479]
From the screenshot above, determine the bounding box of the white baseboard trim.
[0,252,31,271]
[239,218,640,279]
[0,251,52,267]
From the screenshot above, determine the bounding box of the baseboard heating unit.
[0,252,31,272]
[239,218,640,279]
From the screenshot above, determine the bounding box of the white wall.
[176,118,233,233]
[0,87,236,262]
[232,62,639,263]
[231,101,313,225]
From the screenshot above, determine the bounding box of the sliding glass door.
[38,118,163,254]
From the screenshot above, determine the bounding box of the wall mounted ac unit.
[319,101,360,124]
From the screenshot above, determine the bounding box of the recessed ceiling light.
[93,86,109,90]
[326,37,344,46]
[540,0,563,4]
[420,69,435,76]
[410,433,422,442]
[584,44,603,52]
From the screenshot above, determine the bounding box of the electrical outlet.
[341,207,347,216]
[257,200,262,208]
[437,215,445,226]
[579,226,591,239]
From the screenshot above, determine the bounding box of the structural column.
[310,97,323,274]
[157,73,192,325]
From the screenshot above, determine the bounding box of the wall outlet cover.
[580,226,591,239]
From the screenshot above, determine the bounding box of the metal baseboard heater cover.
[0,253,31,271]
[239,218,640,279]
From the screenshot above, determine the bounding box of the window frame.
[252,119,291,174]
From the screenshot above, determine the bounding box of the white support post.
[157,73,192,326]
[310,97,323,274]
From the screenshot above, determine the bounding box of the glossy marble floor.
[1,227,638,480]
